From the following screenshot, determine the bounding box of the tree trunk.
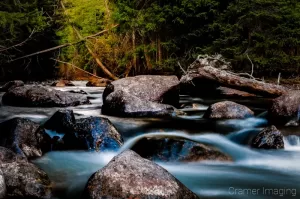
[181,65,288,97]
[144,43,152,71]
[132,30,137,75]
[157,34,162,64]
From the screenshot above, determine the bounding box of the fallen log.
[181,65,288,97]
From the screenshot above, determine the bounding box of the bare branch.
[246,53,254,76]
[0,29,35,53]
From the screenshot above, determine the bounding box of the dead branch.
[246,53,254,76]
[10,40,85,62]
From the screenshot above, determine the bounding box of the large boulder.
[269,91,300,125]
[102,90,176,117]
[83,150,198,199]
[62,117,123,151]
[0,147,52,199]
[0,80,24,92]
[251,126,284,149]
[2,85,90,107]
[86,78,111,87]
[204,101,254,119]
[1,162,52,199]
[43,110,76,133]
[131,137,231,162]
[103,75,180,106]
[0,118,51,158]
[51,80,75,87]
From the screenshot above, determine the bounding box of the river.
[1,81,299,199]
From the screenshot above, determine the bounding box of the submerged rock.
[269,91,300,125]
[68,90,87,95]
[62,117,123,151]
[44,110,76,134]
[251,126,284,149]
[86,78,111,87]
[102,90,176,117]
[51,80,75,87]
[83,150,198,199]
[2,85,90,107]
[204,101,254,119]
[0,80,24,92]
[0,162,52,198]
[103,75,180,106]
[131,137,231,162]
[0,118,51,158]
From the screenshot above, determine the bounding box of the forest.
[1,0,300,81]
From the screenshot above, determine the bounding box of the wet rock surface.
[102,90,176,117]
[0,118,51,158]
[251,126,284,149]
[103,75,180,106]
[269,91,300,125]
[204,101,254,119]
[62,117,123,151]
[0,80,24,92]
[2,85,90,107]
[82,150,199,199]
[131,137,231,162]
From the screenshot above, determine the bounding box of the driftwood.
[181,55,288,97]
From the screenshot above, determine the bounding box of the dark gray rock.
[0,147,52,199]
[62,117,123,151]
[102,90,176,117]
[0,80,24,92]
[269,91,300,125]
[251,126,284,149]
[131,137,231,162]
[44,110,76,133]
[0,162,52,198]
[2,85,90,107]
[0,118,51,158]
[83,150,199,199]
[204,101,254,119]
[51,80,75,87]
[103,75,180,106]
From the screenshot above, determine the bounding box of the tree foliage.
[0,0,58,80]
[1,0,300,80]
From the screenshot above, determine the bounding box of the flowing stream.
[1,81,300,199]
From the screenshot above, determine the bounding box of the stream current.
[1,81,300,199]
